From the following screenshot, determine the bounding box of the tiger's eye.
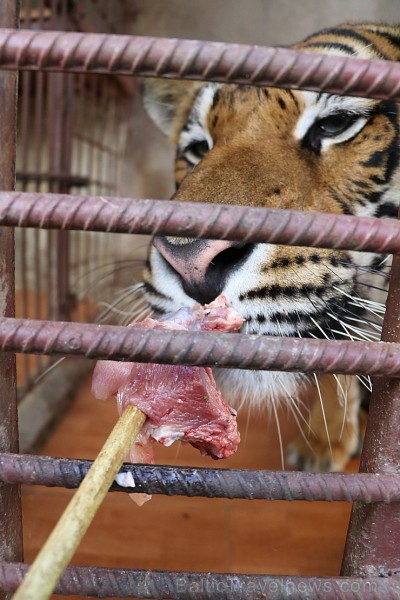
[317,113,356,136]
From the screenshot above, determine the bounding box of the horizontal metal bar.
[1,192,400,253]
[1,562,399,599]
[16,172,89,187]
[2,453,400,503]
[0,29,400,101]
[0,317,399,376]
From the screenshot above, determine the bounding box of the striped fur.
[141,24,399,471]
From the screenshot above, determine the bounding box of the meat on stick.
[13,296,242,599]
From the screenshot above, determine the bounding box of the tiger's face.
[141,23,398,408]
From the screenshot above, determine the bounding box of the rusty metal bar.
[0,3,23,597]
[2,452,400,503]
[0,316,399,376]
[16,172,89,186]
[17,63,32,389]
[1,192,400,253]
[47,66,72,322]
[342,237,400,576]
[0,29,399,101]
[1,562,399,599]
[30,5,45,379]
[3,17,400,597]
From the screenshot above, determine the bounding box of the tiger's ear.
[141,78,203,141]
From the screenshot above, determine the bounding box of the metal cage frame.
[1,3,400,598]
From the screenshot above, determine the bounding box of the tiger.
[139,23,398,472]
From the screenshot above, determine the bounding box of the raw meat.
[91,295,243,505]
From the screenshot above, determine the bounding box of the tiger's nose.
[153,237,253,304]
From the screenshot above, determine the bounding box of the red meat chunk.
[91,296,243,504]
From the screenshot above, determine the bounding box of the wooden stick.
[13,405,146,600]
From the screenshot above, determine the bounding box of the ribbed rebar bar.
[0,316,399,376]
[0,29,400,101]
[1,562,399,599]
[0,6,23,598]
[1,192,400,253]
[1,453,400,503]
[342,236,400,577]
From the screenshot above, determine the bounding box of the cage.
[0,1,400,599]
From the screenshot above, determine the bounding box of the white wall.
[129,0,400,45]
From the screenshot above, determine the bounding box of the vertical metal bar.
[32,64,45,376]
[342,234,400,576]
[102,85,117,288]
[73,74,85,321]
[97,76,110,313]
[46,1,73,323]
[17,57,32,392]
[16,0,49,390]
[0,2,23,599]
[45,2,56,323]
[47,68,66,320]
[36,0,52,376]
[54,75,74,322]
[83,75,97,322]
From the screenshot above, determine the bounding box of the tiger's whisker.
[306,327,350,441]
[334,289,386,310]
[335,374,349,441]
[349,296,386,310]
[332,286,385,320]
[33,356,66,385]
[329,327,379,342]
[243,406,252,445]
[357,375,373,393]
[335,259,391,277]
[72,262,145,296]
[96,283,146,312]
[329,306,382,331]
[348,301,385,319]
[325,319,374,391]
[271,396,285,470]
[354,281,389,293]
[377,255,392,267]
[96,284,147,324]
[327,316,381,342]
[287,401,317,456]
[278,374,315,439]
[327,311,378,342]
[122,307,153,326]
[313,373,332,458]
